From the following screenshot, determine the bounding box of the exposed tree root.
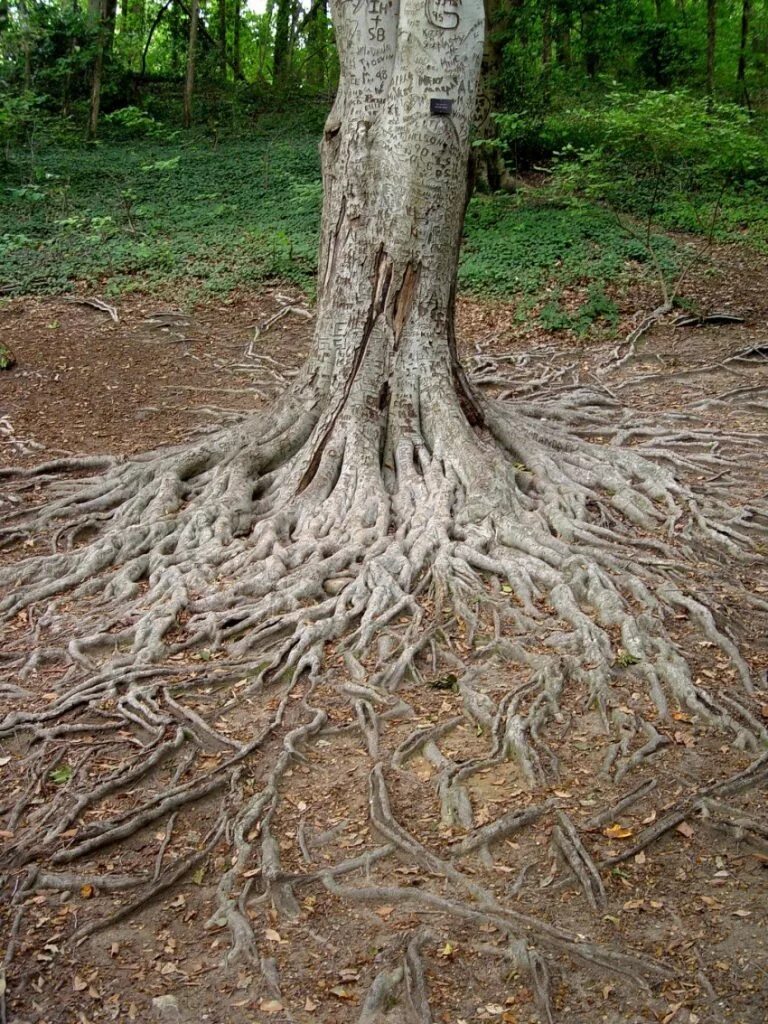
[1,371,767,1019]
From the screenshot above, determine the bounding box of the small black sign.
[430,97,453,116]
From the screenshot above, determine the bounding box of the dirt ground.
[1,251,768,1024]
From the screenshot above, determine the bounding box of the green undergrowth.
[460,193,679,333]
[0,113,690,335]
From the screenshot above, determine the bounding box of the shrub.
[102,106,168,140]
[494,90,768,199]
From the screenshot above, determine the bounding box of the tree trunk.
[273,0,292,88]
[127,0,146,70]
[542,0,552,66]
[87,0,105,139]
[706,0,716,96]
[304,0,329,92]
[17,0,32,90]
[183,0,199,129]
[556,6,571,68]
[218,0,228,76]
[233,0,241,77]
[737,0,750,101]
[86,0,116,138]
[307,0,484,473]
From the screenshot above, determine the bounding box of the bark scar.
[298,248,393,493]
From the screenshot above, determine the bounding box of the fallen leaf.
[676,822,694,839]
[264,928,282,942]
[304,997,318,1011]
[80,884,95,899]
[259,999,283,1013]
[604,824,634,839]
[73,975,88,991]
[329,986,354,1000]
[375,905,394,919]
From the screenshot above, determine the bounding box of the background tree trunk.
[17,0,32,90]
[233,0,241,78]
[737,0,750,102]
[183,0,199,129]
[89,0,111,140]
[706,0,716,96]
[218,0,228,77]
[304,0,329,91]
[542,0,552,66]
[273,0,292,88]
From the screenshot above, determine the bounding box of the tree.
[706,0,716,95]
[217,0,227,76]
[1,0,763,987]
[232,0,241,77]
[182,0,199,128]
[17,0,33,91]
[737,0,750,102]
[87,0,117,139]
[272,0,292,87]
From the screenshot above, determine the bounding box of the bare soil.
[1,250,767,1024]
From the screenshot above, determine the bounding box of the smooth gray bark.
[299,0,485,497]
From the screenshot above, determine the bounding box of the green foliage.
[549,91,768,193]
[539,284,619,337]
[1,113,687,339]
[103,106,169,140]
[0,93,45,156]
[0,342,16,369]
[494,90,768,251]
[49,764,73,784]
[459,192,678,331]
[0,116,325,298]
